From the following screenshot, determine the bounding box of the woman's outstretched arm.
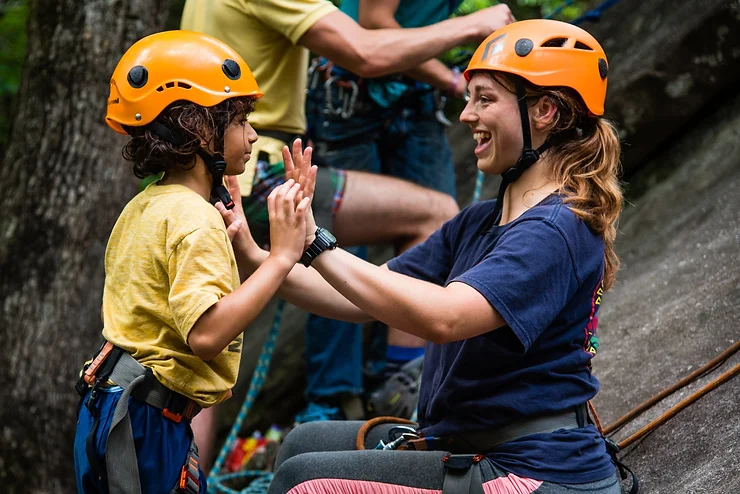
[311,248,506,344]
[219,175,373,324]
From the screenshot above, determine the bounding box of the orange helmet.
[465,19,608,116]
[106,30,262,134]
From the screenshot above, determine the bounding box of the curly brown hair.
[122,96,256,179]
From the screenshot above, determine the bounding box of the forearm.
[359,9,457,92]
[233,241,372,323]
[403,59,457,93]
[189,256,293,360]
[352,18,477,78]
[312,249,454,343]
[300,12,480,79]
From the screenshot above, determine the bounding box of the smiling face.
[460,73,527,175]
[223,115,258,176]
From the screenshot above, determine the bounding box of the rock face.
[594,89,740,494]
[229,1,740,492]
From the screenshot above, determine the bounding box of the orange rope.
[587,400,605,436]
[617,362,739,450]
[604,340,740,435]
[356,416,417,450]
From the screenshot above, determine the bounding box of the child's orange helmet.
[465,19,608,116]
[106,30,263,134]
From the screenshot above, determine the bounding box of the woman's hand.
[267,179,312,267]
[283,139,319,247]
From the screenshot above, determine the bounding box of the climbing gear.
[357,407,587,494]
[471,1,625,203]
[366,355,423,420]
[464,19,608,116]
[106,30,262,133]
[105,30,262,210]
[464,20,610,228]
[76,342,203,494]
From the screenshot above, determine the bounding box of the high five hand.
[282,139,318,247]
[267,179,311,266]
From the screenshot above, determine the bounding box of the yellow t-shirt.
[181,0,337,195]
[102,183,241,407]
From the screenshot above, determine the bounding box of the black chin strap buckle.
[212,183,234,210]
[197,151,235,210]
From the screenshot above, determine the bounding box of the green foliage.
[0,0,28,158]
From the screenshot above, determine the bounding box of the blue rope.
[208,299,286,493]
[573,0,623,25]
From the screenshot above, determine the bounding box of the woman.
[224,19,623,494]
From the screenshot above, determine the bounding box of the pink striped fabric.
[286,474,542,494]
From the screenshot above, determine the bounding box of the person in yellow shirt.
[181,0,514,463]
[73,31,310,494]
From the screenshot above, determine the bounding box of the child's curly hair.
[122,96,256,179]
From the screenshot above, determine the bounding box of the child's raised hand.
[267,179,311,266]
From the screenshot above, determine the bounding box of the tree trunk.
[0,1,169,492]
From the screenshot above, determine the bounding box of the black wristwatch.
[300,227,338,267]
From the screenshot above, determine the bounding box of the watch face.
[321,228,337,244]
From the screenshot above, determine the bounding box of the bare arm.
[358,0,467,97]
[311,247,506,344]
[218,174,374,325]
[298,5,513,79]
[235,240,377,324]
[188,181,312,361]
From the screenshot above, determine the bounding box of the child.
[222,19,624,494]
[73,31,309,494]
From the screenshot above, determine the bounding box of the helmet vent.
[575,41,594,51]
[541,37,568,48]
[156,86,164,93]
[165,82,175,89]
[177,82,191,89]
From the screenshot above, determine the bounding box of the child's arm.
[187,180,310,361]
[218,158,374,325]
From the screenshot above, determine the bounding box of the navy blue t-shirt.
[387,196,615,484]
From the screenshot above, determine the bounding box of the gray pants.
[269,421,621,494]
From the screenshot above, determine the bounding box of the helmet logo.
[127,65,148,89]
[598,58,608,80]
[515,38,534,57]
[481,33,507,61]
[222,59,241,80]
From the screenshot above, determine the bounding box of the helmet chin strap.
[145,121,235,209]
[483,78,552,233]
[196,150,235,210]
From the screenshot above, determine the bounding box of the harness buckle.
[83,341,115,386]
[443,453,484,470]
[177,441,200,493]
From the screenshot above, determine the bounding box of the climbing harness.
[76,342,203,494]
[355,406,589,494]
